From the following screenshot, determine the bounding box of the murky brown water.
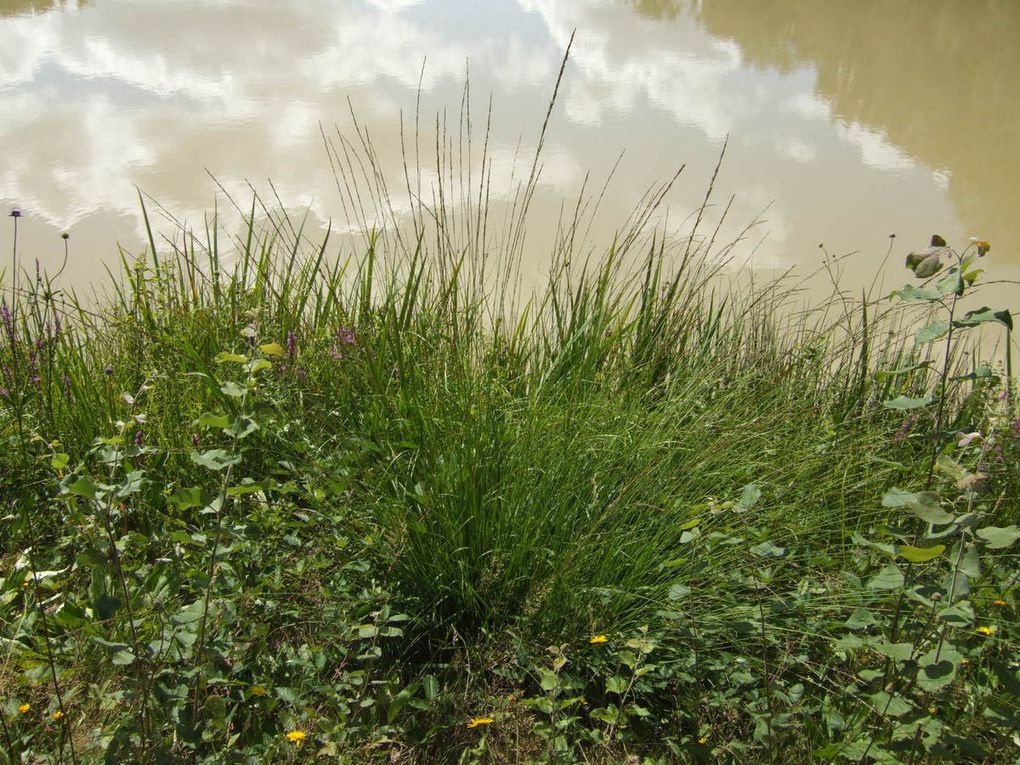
[2,0,1018,303]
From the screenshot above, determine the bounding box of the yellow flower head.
[18,703,30,714]
[285,730,306,743]
[250,685,268,697]
[466,717,495,729]
[976,625,996,636]
[52,710,64,721]
[698,736,709,745]
[992,599,1008,608]
[961,658,970,665]
[589,634,608,644]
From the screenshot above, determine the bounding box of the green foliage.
[1,191,1016,765]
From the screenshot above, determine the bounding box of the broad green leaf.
[937,601,974,626]
[976,525,1020,549]
[864,563,905,591]
[190,449,242,472]
[737,483,761,511]
[50,453,69,470]
[750,540,786,559]
[914,319,950,345]
[259,342,286,357]
[916,646,961,692]
[214,352,249,364]
[845,607,879,630]
[196,412,230,429]
[897,544,945,563]
[882,488,954,524]
[63,475,97,501]
[220,381,247,398]
[668,583,691,600]
[871,691,913,717]
[874,642,913,661]
[882,395,933,410]
[605,676,628,694]
[169,486,205,511]
[250,359,273,374]
[117,470,145,498]
[111,650,136,666]
[953,307,1013,331]
[935,268,965,297]
[951,365,998,382]
[225,416,259,440]
[867,563,904,591]
[892,284,940,302]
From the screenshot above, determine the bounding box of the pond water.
[2,0,1019,305]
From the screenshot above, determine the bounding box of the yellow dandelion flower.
[589,634,608,644]
[466,717,495,729]
[285,730,306,743]
[698,736,709,745]
[250,685,268,697]
[976,625,996,636]
[18,703,30,714]
[992,599,1007,607]
[961,658,970,666]
[52,710,64,721]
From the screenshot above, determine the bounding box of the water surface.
[2,0,1018,301]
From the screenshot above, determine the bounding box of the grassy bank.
[2,75,1019,759]
[1,196,1017,763]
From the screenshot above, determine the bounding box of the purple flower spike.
[134,429,145,448]
[286,330,297,358]
[191,433,201,447]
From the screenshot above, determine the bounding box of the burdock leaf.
[867,563,904,590]
[915,319,950,345]
[953,307,1013,331]
[897,544,945,563]
[882,488,954,524]
[976,526,1020,549]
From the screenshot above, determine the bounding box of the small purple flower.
[0,387,8,398]
[286,330,297,359]
[104,365,113,376]
[134,429,145,448]
[62,373,72,400]
[191,433,201,447]
[336,326,356,346]
[9,207,22,218]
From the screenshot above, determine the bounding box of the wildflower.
[19,703,30,714]
[974,239,991,256]
[698,736,708,745]
[9,207,22,218]
[61,232,69,240]
[961,658,970,666]
[191,433,201,447]
[992,599,1008,608]
[589,634,608,644]
[286,330,297,358]
[52,710,64,721]
[104,365,113,376]
[976,625,996,636]
[466,717,494,728]
[285,730,306,743]
[250,685,268,696]
[134,429,144,448]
